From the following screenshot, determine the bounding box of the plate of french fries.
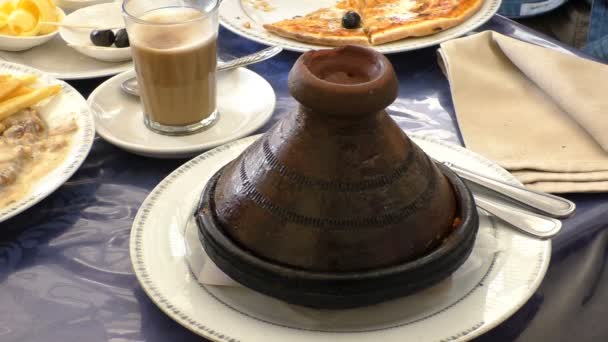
[0,61,94,223]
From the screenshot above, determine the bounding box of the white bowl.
[59,2,131,63]
[0,8,65,52]
[55,0,113,13]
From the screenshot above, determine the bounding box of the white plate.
[0,62,95,223]
[219,0,502,53]
[56,0,113,13]
[60,3,131,62]
[130,133,551,342]
[88,68,275,158]
[0,36,132,80]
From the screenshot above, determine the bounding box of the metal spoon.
[474,194,562,239]
[120,46,283,97]
[443,161,575,218]
[438,160,567,239]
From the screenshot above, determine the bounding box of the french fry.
[0,77,22,100]
[0,74,38,87]
[16,74,38,86]
[0,84,61,121]
[5,86,33,99]
[0,75,38,101]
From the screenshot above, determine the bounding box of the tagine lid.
[199,45,459,272]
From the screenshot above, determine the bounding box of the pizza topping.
[246,0,275,12]
[341,10,361,29]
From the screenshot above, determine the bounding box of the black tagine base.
[195,163,479,310]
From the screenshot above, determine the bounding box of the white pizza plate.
[219,0,502,53]
[0,62,95,223]
[88,68,275,159]
[0,36,132,80]
[130,133,551,342]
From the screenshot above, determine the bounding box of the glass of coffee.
[122,0,220,136]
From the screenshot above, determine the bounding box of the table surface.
[2,15,608,342]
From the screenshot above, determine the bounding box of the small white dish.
[130,133,551,342]
[0,7,65,52]
[55,0,113,13]
[88,68,276,158]
[59,2,130,62]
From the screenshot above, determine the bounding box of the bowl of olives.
[59,2,131,62]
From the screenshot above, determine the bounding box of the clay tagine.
[196,45,478,309]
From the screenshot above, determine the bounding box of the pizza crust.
[369,17,459,44]
[369,0,484,44]
[263,24,370,46]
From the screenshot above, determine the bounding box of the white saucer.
[130,133,551,342]
[88,68,276,158]
[0,36,132,80]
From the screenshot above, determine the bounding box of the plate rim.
[129,133,551,342]
[0,37,133,80]
[0,53,132,81]
[49,64,132,81]
[0,61,96,223]
[87,68,276,158]
[218,0,502,53]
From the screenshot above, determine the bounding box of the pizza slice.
[262,0,369,46]
[362,0,484,45]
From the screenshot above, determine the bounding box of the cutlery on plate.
[120,46,283,97]
[474,194,562,239]
[443,161,576,218]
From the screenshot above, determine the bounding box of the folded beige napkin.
[438,31,608,193]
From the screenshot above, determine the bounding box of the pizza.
[262,0,484,46]
[263,0,368,47]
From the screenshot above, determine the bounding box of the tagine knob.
[288,45,399,117]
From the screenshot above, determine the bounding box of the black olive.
[114,29,129,48]
[90,29,115,47]
[341,11,361,29]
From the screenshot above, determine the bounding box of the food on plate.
[263,0,484,46]
[245,0,275,12]
[90,29,114,46]
[90,28,129,48]
[114,28,129,47]
[263,0,369,46]
[0,74,38,100]
[0,83,61,121]
[0,0,61,36]
[341,10,361,29]
[0,73,76,208]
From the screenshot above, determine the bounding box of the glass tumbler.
[123,0,220,135]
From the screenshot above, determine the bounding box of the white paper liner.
[183,214,510,331]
